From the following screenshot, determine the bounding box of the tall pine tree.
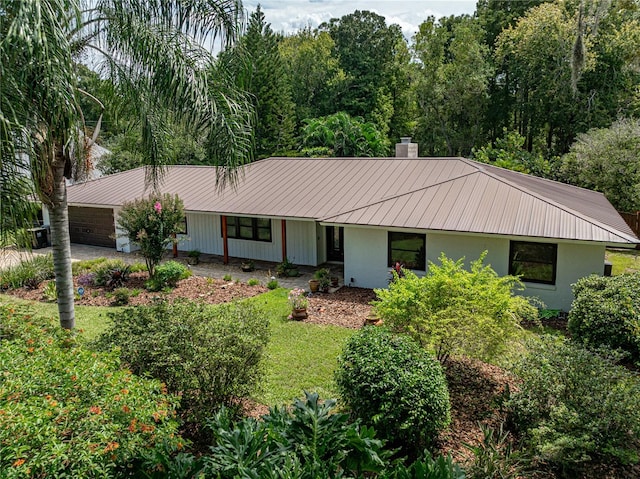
[237,6,296,158]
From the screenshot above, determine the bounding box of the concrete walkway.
[0,244,343,291]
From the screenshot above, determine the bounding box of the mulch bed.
[5,272,267,307]
[305,287,377,328]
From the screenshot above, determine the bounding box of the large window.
[509,241,557,284]
[223,216,272,242]
[388,232,426,270]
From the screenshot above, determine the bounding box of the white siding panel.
[177,213,221,254]
[286,220,318,266]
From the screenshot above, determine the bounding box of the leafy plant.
[117,194,185,277]
[266,279,279,290]
[76,272,96,287]
[223,273,232,281]
[383,453,466,479]
[94,300,270,431]
[568,273,640,362]
[276,257,297,277]
[187,249,201,258]
[112,288,131,306]
[201,391,389,478]
[93,259,131,289]
[0,254,54,290]
[287,287,309,309]
[71,257,108,276]
[247,278,260,286]
[336,327,451,454]
[464,423,520,479]
[145,260,191,291]
[314,267,331,290]
[0,304,183,477]
[374,252,536,363]
[508,336,640,471]
[42,280,57,302]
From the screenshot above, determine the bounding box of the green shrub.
[144,260,191,291]
[267,279,279,290]
[0,304,182,478]
[508,336,640,470]
[41,280,57,302]
[247,278,260,286]
[374,252,535,363]
[223,273,232,281]
[117,194,185,277]
[0,254,54,290]
[128,261,147,273]
[568,273,640,362]
[336,327,451,453]
[112,288,130,306]
[93,259,131,289]
[94,300,270,428]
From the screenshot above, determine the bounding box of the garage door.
[68,206,116,248]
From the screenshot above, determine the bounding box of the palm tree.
[0,0,252,329]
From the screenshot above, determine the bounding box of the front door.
[326,226,344,262]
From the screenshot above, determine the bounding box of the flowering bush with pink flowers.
[117,194,185,277]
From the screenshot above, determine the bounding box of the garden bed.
[5,272,267,307]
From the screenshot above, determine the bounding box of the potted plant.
[187,249,201,265]
[314,267,331,292]
[241,259,255,272]
[288,288,309,320]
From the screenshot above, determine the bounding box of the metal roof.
[65,157,639,244]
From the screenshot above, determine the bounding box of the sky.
[242,1,478,39]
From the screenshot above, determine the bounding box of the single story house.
[53,140,639,310]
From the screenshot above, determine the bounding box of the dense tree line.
[96,0,640,209]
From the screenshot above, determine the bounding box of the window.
[509,241,557,284]
[388,232,426,270]
[223,216,272,242]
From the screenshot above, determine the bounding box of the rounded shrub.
[145,260,191,291]
[335,327,451,452]
[568,273,640,362]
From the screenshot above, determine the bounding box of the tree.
[558,118,640,212]
[412,15,493,156]
[300,112,388,157]
[0,0,251,329]
[223,5,295,158]
[116,194,185,277]
[322,10,406,137]
[279,27,344,126]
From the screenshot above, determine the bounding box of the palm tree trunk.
[49,149,75,330]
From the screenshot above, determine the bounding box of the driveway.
[0,244,342,291]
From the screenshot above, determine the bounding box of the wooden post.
[281,219,287,262]
[222,215,229,265]
[172,233,178,258]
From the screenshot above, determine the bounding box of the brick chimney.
[395,137,418,158]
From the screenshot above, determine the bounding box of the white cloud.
[244,0,476,38]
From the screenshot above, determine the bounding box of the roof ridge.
[460,158,638,243]
[320,169,480,221]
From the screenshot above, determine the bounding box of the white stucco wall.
[343,227,607,311]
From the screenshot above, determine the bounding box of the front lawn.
[606,248,640,275]
[0,289,354,406]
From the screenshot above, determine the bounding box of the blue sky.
[243,1,478,39]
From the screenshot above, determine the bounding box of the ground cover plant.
[0,304,183,478]
[95,300,270,433]
[569,273,640,363]
[336,326,451,455]
[374,252,536,363]
[508,336,640,474]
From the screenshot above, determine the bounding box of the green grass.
[606,248,640,275]
[0,288,355,407]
